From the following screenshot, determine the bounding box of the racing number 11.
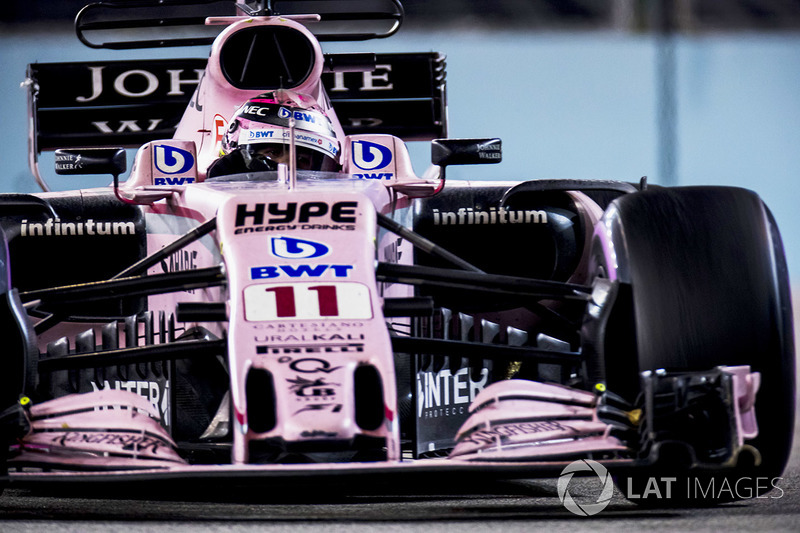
[266,285,338,317]
[244,282,372,321]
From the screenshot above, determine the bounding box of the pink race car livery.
[0,0,793,505]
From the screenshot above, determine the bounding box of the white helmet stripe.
[241,128,339,159]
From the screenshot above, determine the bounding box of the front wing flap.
[3,366,759,487]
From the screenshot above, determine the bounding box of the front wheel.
[590,186,795,505]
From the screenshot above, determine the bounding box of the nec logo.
[271,236,329,259]
[242,105,270,116]
[154,145,194,175]
[352,140,392,171]
[251,264,353,279]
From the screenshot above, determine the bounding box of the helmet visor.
[245,142,339,172]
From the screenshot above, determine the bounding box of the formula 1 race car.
[0,0,794,505]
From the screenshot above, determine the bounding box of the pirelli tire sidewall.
[592,185,795,503]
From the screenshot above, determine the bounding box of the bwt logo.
[154,145,194,175]
[278,107,319,124]
[352,140,392,171]
[247,130,274,140]
[271,236,329,259]
[154,177,195,185]
[353,172,394,180]
[250,264,353,279]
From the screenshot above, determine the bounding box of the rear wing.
[26,52,446,153]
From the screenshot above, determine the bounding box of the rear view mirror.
[54,148,127,177]
[431,138,502,167]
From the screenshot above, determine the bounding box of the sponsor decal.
[242,105,270,116]
[287,376,339,399]
[353,172,394,180]
[153,145,194,175]
[246,129,274,140]
[270,236,329,259]
[90,379,170,426]
[294,403,343,415]
[76,65,203,103]
[417,366,489,419]
[250,321,365,332]
[382,237,403,263]
[352,140,392,171]
[242,129,336,155]
[160,249,197,273]
[278,107,320,125]
[214,114,227,143]
[280,357,343,373]
[433,207,547,226]
[50,431,167,454]
[236,223,355,233]
[250,264,353,280]
[54,152,83,172]
[327,64,394,93]
[154,177,195,185]
[234,202,357,234]
[256,344,363,355]
[300,430,338,438]
[20,218,136,237]
[295,132,322,146]
[461,421,571,446]
[92,119,163,134]
[254,333,365,343]
[239,105,334,137]
[160,248,198,293]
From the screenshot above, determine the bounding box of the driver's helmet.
[207,90,340,178]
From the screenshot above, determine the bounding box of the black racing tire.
[591,186,795,505]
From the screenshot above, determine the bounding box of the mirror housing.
[431,138,502,167]
[54,148,127,176]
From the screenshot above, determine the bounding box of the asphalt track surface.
[1,297,799,532]
[1,454,799,532]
